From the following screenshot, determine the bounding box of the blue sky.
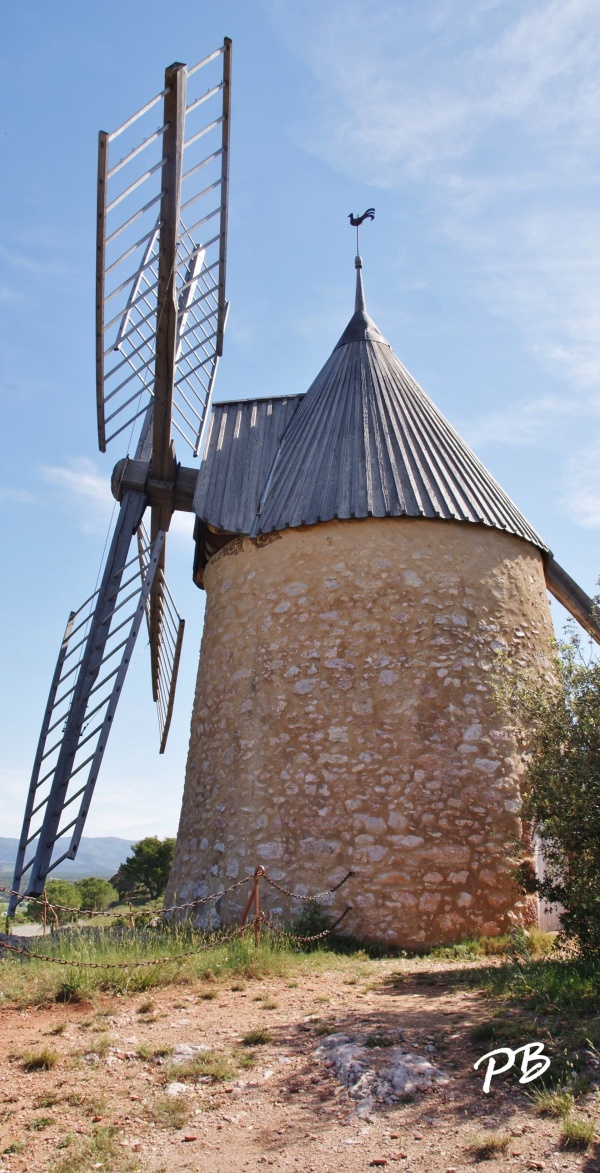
[1,0,599,840]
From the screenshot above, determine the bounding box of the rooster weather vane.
[348,207,375,253]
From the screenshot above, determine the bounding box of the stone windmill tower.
[166,244,599,948]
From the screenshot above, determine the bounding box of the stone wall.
[166,517,554,946]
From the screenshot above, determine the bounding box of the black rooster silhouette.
[348,208,375,227]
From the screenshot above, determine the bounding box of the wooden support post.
[42,887,47,936]
[240,867,265,947]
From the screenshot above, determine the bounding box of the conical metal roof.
[249,259,548,551]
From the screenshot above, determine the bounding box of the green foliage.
[497,634,600,957]
[113,836,175,900]
[287,899,331,948]
[26,879,81,925]
[75,877,118,912]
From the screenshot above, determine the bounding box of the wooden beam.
[95,131,109,453]
[545,557,600,644]
[216,37,232,358]
[152,61,187,489]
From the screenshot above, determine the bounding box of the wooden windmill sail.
[9,43,232,914]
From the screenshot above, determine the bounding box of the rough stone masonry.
[166,516,553,946]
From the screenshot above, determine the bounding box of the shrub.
[75,877,118,912]
[497,634,600,957]
[288,899,331,949]
[26,880,81,925]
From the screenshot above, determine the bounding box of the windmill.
[9,42,232,914]
[10,45,599,943]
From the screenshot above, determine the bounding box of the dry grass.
[49,1124,138,1172]
[167,1049,236,1082]
[560,1115,596,1150]
[21,1046,58,1071]
[241,1027,271,1046]
[468,1132,510,1161]
[529,1087,575,1117]
[148,1094,191,1129]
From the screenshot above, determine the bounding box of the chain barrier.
[262,868,354,903]
[0,866,354,969]
[262,906,352,943]
[0,875,253,921]
[0,868,352,922]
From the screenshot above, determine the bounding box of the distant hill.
[0,837,134,882]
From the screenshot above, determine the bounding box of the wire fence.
[0,867,353,969]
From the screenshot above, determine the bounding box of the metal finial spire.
[354,253,366,313]
[348,207,375,254]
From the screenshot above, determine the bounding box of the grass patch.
[528,1087,575,1116]
[0,924,369,1007]
[27,1115,54,1131]
[468,957,600,1015]
[21,1046,58,1071]
[468,1132,510,1160]
[137,998,155,1013]
[313,1020,337,1037]
[234,1049,256,1069]
[242,1028,271,1046]
[560,1115,595,1150]
[47,1021,67,1035]
[148,1095,191,1130]
[364,1031,399,1048]
[169,1049,235,1082]
[137,1043,173,1062]
[50,1124,138,1172]
[3,1141,24,1154]
[33,1093,60,1109]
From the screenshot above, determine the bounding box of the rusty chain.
[261,869,354,903]
[0,875,253,921]
[261,906,352,943]
[0,910,352,969]
[1,868,353,921]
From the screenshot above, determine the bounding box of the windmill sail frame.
[9,515,165,914]
[96,41,231,458]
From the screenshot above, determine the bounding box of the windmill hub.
[111,458,199,519]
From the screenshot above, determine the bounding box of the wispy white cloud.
[561,442,600,528]
[460,393,584,449]
[41,457,115,535]
[266,0,600,468]
[0,487,36,504]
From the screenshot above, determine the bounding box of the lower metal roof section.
[193,394,302,534]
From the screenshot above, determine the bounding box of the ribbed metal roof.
[194,261,548,553]
[193,394,301,533]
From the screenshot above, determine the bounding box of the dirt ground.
[1,958,599,1173]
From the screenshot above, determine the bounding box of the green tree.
[501,634,600,956]
[76,877,118,912]
[114,837,176,900]
[26,879,81,925]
